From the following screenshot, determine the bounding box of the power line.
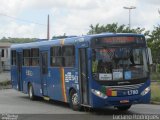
[0,13,46,26]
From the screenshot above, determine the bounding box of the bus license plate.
[120,100,129,103]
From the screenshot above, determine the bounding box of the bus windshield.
[92,47,149,81]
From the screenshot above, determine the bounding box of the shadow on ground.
[19,95,136,115]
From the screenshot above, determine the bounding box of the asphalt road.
[0,89,160,120]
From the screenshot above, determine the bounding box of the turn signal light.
[106,88,117,96]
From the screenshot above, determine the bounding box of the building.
[0,43,11,71]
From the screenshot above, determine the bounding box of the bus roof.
[11,33,145,49]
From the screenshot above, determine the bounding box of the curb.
[150,101,160,105]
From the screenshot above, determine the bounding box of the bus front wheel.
[28,84,36,100]
[69,89,82,111]
[116,105,131,111]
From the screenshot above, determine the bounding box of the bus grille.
[105,83,144,91]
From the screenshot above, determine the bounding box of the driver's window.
[133,49,143,65]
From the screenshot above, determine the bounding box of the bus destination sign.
[92,36,145,47]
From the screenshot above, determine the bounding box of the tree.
[0,37,37,43]
[88,23,149,36]
[147,25,160,64]
[52,33,67,40]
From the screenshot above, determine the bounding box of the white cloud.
[143,0,160,5]
[23,0,99,10]
[0,22,46,38]
[0,0,26,15]
[50,0,138,35]
[0,0,159,38]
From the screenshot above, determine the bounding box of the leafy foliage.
[0,37,37,43]
[88,23,149,36]
[147,25,160,63]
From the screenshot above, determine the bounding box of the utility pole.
[123,6,136,30]
[47,14,50,40]
[0,49,2,73]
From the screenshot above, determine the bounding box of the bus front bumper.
[91,91,151,108]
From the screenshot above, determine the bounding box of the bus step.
[81,104,91,108]
[43,96,50,101]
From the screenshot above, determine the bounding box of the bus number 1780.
[127,90,139,95]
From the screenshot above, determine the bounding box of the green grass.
[151,72,160,82]
[151,82,160,102]
[0,81,11,86]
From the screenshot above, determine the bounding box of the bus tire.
[28,84,36,100]
[116,105,131,111]
[69,89,82,111]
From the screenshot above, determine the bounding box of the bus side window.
[31,48,39,66]
[62,46,75,67]
[23,49,30,66]
[50,46,63,67]
[11,50,16,65]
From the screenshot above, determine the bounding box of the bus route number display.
[92,36,145,46]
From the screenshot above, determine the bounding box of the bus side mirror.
[147,48,153,65]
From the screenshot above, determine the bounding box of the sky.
[0,0,159,39]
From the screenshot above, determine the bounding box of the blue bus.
[11,33,152,111]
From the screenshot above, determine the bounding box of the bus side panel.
[30,67,42,97]
[64,68,79,103]
[22,67,27,94]
[48,68,63,101]
[11,66,18,90]
[22,67,42,97]
[88,48,93,106]
[48,68,79,103]
[22,67,31,94]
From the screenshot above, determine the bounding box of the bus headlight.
[91,89,107,99]
[141,87,150,96]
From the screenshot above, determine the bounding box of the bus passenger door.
[40,52,48,96]
[79,48,89,105]
[17,52,23,91]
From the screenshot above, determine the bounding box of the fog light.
[141,87,150,96]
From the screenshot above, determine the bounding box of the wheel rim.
[29,85,33,98]
[72,93,79,105]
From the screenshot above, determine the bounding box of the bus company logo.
[26,70,33,76]
[65,72,78,83]
[118,81,130,85]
